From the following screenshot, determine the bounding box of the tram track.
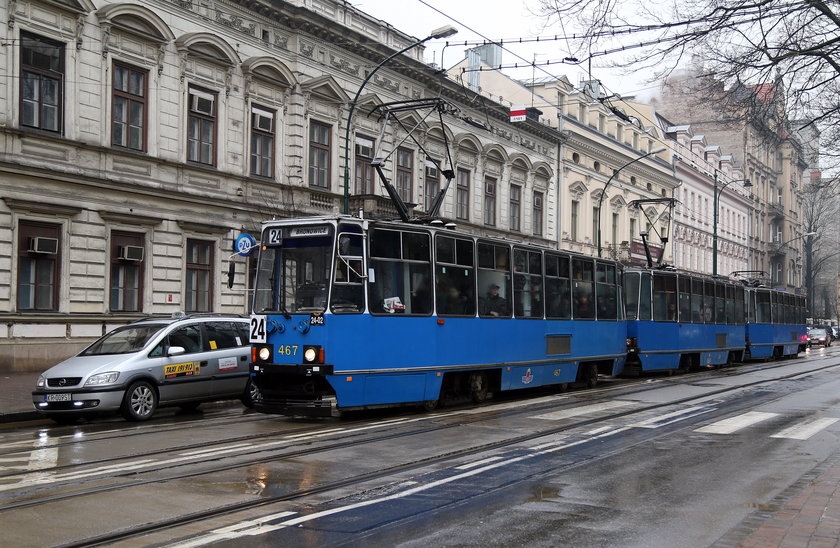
[4,355,838,547]
[1,350,834,487]
[2,353,836,492]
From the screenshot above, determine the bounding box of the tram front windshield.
[253,225,333,314]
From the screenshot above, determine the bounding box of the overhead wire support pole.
[712,173,751,277]
[597,147,666,258]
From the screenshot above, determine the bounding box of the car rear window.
[205,321,248,350]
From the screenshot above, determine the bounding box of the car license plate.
[45,393,72,402]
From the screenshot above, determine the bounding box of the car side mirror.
[167,346,186,356]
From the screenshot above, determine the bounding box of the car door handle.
[200,361,208,367]
[240,356,247,361]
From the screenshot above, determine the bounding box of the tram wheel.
[586,364,598,389]
[422,399,439,411]
[470,372,489,403]
[558,383,569,393]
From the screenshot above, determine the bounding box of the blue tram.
[248,215,628,416]
[623,269,747,373]
[744,287,807,359]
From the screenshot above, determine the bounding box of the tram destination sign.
[290,226,330,237]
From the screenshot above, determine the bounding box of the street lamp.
[712,173,752,276]
[341,25,458,215]
[597,146,666,258]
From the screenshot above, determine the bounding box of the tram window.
[703,281,715,323]
[367,229,432,315]
[624,272,639,320]
[253,246,279,313]
[678,277,691,323]
[596,263,617,320]
[435,235,476,316]
[725,285,735,324]
[639,273,652,321]
[478,242,511,318]
[370,229,401,259]
[734,286,745,324]
[798,296,806,324]
[770,291,779,323]
[513,249,543,319]
[623,272,640,320]
[332,230,365,314]
[715,282,726,324]
[745,289,755,323]
[691,278,703,323]
[337,231,364,257]
[784,294,793,324]
[572,258,594,319]
[756,290,770,323]
[545,253,571,319]
[653,274,677,322]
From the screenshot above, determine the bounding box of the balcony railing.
[768,202,784,218]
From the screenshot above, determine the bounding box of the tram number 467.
[250,315,267,343]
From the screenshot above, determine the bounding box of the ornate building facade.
[0,0,562,370]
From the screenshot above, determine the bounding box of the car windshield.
[809,329,826,336]
[80,324,167,356]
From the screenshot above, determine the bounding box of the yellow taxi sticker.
[209,340,217,350]
[164,362,200,378]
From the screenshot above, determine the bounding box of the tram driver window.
[331,230,365,313]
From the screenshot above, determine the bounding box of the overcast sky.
[352,0,656,98]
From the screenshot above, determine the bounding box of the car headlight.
[36,374,45,388]
[85,372,120,386]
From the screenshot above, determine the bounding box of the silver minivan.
[32,314,254,423]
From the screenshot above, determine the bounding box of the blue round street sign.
[235,233,257,256]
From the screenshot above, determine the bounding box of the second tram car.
[248,215,628,416]
[623,268,806,374]
[624,269,747,373]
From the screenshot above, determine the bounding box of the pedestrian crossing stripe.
[694,411,779,434]
[770,417,840,440]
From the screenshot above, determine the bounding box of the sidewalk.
[714,451,840,548]
[0,371,43,423]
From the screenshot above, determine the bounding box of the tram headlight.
[252,344,273,363]
[303,345,324,364]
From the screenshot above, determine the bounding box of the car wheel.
[120,381,158,421]
[241,378,260,408]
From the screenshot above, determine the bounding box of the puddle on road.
[526,484,561,502]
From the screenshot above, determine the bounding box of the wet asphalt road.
[2,345,840,547]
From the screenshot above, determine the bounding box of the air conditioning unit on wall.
[28,237,59,254]
[118,245,144,261]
